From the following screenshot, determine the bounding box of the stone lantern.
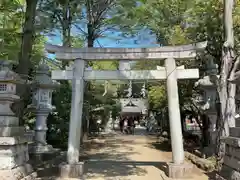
[195,56,219,156]
[28,62,58,154]
[0,61,36,179]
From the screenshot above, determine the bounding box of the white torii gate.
[45,41,207,179]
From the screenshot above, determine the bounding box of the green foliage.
[0,0,24,60]
[0,0,46,127]
[47,81,72,149]
[112,0,240,114]
[0,0,45,64]
[37,0,82,34]
[41,0,125,146]
[148,85,167,111]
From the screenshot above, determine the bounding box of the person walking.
[128,116,134,134]
[119,116,124,133]
[124,117,129,134]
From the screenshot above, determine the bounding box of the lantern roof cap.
[0,70,22,83]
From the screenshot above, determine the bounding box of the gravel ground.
[83,128,209,180]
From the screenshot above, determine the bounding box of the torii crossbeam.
[52,69,199,80]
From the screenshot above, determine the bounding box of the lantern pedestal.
[202,113,218,156]
[29,144,59,164]
[31,144,55,153]
[28,106,59,161]
[0,62,36,179]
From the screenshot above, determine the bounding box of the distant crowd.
[119,116,139,134]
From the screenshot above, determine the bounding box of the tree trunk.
[219,49,235,137]
[81,1,96,142]
[87,24,95,47]
[15,0,38,125]
[62,3,71,47]
[61,0,71,68]
[81,33,95,142]
[217,0,236,166]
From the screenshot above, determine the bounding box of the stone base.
[167,162,193,179]
[217,165,240,180]
[59,162,84,179]
[203,146,216,157]
[216,174,227,180]
[30,143,57,154]
[29,146,60,165]
[0,163,37,180]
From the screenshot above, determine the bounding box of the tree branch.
[73,24,88,35]
[55,12,64,28]
[93,0,115,27]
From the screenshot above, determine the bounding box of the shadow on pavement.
[34,134,170,179]
[84,160,168,179]
[83,135,169,179]
[147,139,172,152]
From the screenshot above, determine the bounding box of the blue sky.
[46,26,159,48]
[46,23,159,61]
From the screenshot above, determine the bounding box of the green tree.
[0,0,46,125]
[113,0,240,161]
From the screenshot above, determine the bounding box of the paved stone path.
[83,128,210,180]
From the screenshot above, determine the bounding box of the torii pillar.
[157,61,194,177]
[165,59,193,178]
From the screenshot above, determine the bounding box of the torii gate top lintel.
[45,41,207,61]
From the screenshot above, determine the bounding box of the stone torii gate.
[45,41,207,179]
